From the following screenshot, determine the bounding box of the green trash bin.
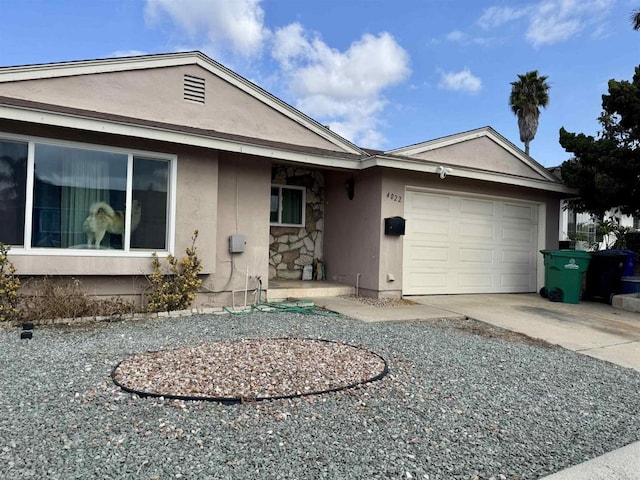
[540,250,591,304]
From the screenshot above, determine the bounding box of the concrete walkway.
[312,293,640,480]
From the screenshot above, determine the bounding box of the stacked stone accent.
[269,166,324,280]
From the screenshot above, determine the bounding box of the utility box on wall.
[229,234,246,253]
[384,216,406,236]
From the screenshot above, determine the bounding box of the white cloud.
[439,69,482,94]
[110,50,149,58]
[478,6,529,30]
[272,29,410,147]
[444,29,494,47]
[526,0,614,47]
[144,0,269,57]
[476,1,614,47]
[445,30,467,42]
[143,0,411,148]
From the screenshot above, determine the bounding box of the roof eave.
[364,154,574,194]
[0,102,366,170]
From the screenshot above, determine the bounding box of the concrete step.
[612,293,640,313]
[266,282,354,301]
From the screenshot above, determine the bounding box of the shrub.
[146,230,203,312]
[18,277,136,322]
[0,243,20,322]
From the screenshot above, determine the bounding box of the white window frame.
[1,132,177,257]
[270,184,306,227]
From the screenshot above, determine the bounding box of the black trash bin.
[585,250,630,303]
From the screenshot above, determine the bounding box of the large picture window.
[270,185,305,227]
[1,135,173,252]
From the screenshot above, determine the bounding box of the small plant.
[146,230,203,312]
[0,242,20,322]
[597,217,634,250]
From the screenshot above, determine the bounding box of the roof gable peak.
[0,51,365,156]
[385,126,558,182]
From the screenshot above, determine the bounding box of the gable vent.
[184,74,205,104]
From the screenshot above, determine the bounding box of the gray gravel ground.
[1,311,639,480]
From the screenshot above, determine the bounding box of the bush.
[146,230,203,312]
[18,277,136,322]
[0,243,20,322]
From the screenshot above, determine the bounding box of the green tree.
[559,65,640,217]
[509,70,550,156]
[631,9,640,30]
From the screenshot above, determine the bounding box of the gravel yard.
[1,311,639,480]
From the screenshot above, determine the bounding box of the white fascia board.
[0,52,364,156]
[0,53,194,82]
[363,155,574,194]
[0,105,363,170]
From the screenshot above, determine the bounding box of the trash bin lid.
[540,249,591,258]
[590,250,629,257]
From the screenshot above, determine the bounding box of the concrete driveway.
[410,293,640,372]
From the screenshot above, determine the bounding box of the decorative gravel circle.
[112,338,388,403]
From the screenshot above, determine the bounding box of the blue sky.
[0,0,639,166]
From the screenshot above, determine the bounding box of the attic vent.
[184,74,205,104]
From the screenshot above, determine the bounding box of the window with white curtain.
[0,135,173,252]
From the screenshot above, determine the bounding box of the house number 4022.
[386,192,402,202]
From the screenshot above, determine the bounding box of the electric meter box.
[229,234,246,253]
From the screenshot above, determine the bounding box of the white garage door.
[403,190,539,295]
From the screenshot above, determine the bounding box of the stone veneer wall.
[269,166,324,280]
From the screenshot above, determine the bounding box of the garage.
[403,189,540,295]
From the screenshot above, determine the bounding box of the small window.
[270,185,305,227]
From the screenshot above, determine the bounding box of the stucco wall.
[203,151,271,305]
[406,137,547,180]
[0,65,343,152]
[323,169,382,295]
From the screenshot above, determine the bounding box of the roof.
[0,52,571,194]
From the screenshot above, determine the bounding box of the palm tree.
[509,70,550,156]
[631,9,640,30]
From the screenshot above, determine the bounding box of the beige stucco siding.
[323,170,382,295]
[0,65,345,152]
[174,148,218,273]
[405,137,548,180]
[207,152,271,299]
